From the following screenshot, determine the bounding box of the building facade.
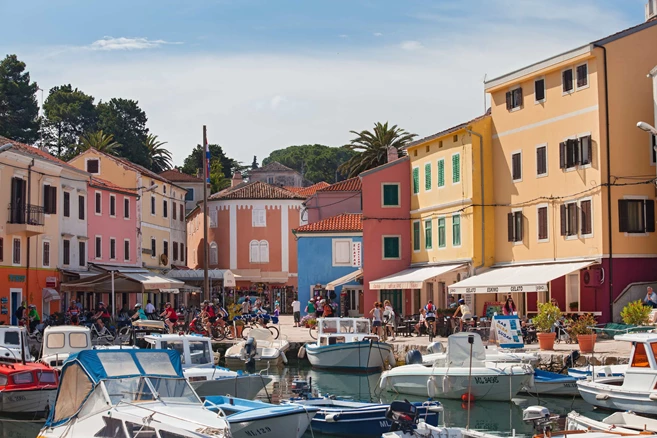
[159,169,205,215]
[249,162,308,187]
[304,177,362,224]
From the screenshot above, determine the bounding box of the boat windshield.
[149,377,199,403]
[103,377,199,405]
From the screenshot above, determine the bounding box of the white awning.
[166,269,238,287]
[42,288,60,303]
[326,269,363,291]
[448,261,596,294]
[159,288,180,294]
[369,264,465,290]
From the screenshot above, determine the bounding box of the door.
[10,289,22,325]
[380,290,403,316]
[344,288,361,316]
[413,289,421,314]
[10,177,26,224]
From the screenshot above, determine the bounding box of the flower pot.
[236,325,243,338]
[577,333,596,353]
[537,332,556,350]
[229,326,236,338]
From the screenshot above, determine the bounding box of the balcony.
[7,204,45,236]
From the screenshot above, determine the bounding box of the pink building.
[305,177,362,224]
[360,156,412,316]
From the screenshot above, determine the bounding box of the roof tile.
[0,135,84,172]
[159,169,204,183]
[318,177,361,192]
[209,181,306,200]
[89,177,138,196]
[404,109,491,149]
[295,213,363,233]
[285,181,330,197]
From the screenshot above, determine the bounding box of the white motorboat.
[0,325,33,362]
[577,333,657,414]
[568,363,628,379]
[224,328,289,369]
[379,333,532,400]
[145,333,270,399]
[38,349,231,438]
[304,317,395,372]
[40,326,92,369]
[567,410,657,434]
[421,342,539,366]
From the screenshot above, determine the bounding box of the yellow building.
[405,113,493,314]
[449,14,657,322]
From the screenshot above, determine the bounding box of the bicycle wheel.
[223,325,235,340]
[118,326,131,343]
[212,326,225,341]
[428,324,434,342]
[267,325,279,339]
[309,325,318,340]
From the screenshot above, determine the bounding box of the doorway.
[10,177,26,224]
[10,289,22,325]
[343,287,362,316]
[380,290,403,316]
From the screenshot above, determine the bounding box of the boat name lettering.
[474,376,499,384]
[487,287,498,293]
[245,427,272,436]
[379,420,391,428]
[510,286,523,292]
[8,395,26,402]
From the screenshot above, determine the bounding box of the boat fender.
[442,375,451,394]
[427,342,444,354]
[281,351,288,365]
[387,350,396,368]
[596,394,610,400]
[325,413,340,422]
[427,376,438,399]
[405,350,423,365]
[527,373,535,389]
[298,346,306,359]
[379,374,388,390]
[649,393,657,401]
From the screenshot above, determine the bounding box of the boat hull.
[224,355,284,370]
[306,341,393,372]
[0,388,57,418]
[228,410,314,438]
[189,374,271,399]
[577,378,657,414]
[520,370,580,397]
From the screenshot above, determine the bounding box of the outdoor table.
[403,319,417,337]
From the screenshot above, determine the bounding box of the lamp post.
[637,121,657,185]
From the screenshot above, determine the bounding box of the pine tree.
[0,55,40,143]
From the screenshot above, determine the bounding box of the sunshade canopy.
[326,268,363,291]
[61,271,183,293]
[166,269,237,287]
[369,264,464,290]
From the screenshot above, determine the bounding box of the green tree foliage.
[41,84,97,159]
[210,159,230,193]
[0,54,39,143]
[75,130,120,155]
[338,122,416,178]
[145,134,172,172]
[621,300,652,326]
[181,144,241,181]
[96,98,149,167]
[251,155,259,170]
[262,144,356,184]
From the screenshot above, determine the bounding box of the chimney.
[387,146,399,163]
[196,168,202,178]
[231,171,243,187]
[647,0,657,21]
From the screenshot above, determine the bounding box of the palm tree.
[76,130,121,155]
[338,122,417,178]
[145,134,173,172]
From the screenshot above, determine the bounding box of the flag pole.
[203,125,210,303]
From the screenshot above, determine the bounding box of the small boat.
[577,333,657,414]
[0,325,33,363]
[0,361,58,418]
[521,369,579,396]
[38,349,231,437]
[568,363,627,379]
[224,328,290,369]
[304,317,395,372]
[421,342,539,366]
[379,333,532,400]
[40,326,92,369]
[204,395,318,438]
[567,410,657,434]
[145,333,271,399]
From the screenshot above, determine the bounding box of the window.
[163,241,168,257]
[78,241,85,267]
[109,195,116,217]
[559,136,592,169]
[185,189,194,201]
[95,192,101,215]
[651,134,656,164]
[252,208,266,227]
[507,210,523,242]
[424,163,432,191]
[332,239,351,266]
[382,184,400,207]
[151,196,156,215]
[0,238,3,262]
[78,195,85,220]
[619,199,655,234]
[631,342,650,368]
[86,159,99,174]
[42,241,50,267]
[535,78,546,103]
[452,154,460,184]
[267,176,274,184]
[124,198,130,219]
[173,242,178,261]
[560,202,578,237]
[566,272,579,313]
[424,219,432,249]
[413,221,420,251]
[452,215,461,246]
[437,159,445,187]
[180,243,184,262]
[580,199,592,236]
[383,236,400,259]
[426,145,430,153]
[453,134,458,142]
[512,152,522,181]
[163,200,168,218]
[95,237,102,259]
[11,238,21,265]
[579,135,592,166]
[538,206,549,241]
[63,192,70,217]
[209,242,218,264]
[110,238,116,260]
[63,239,70,265]
[210,209,218,228]
[173,202,177,220]
[163,185,166,194]
[180,204,184,221]
[563,68,574,93]
[438,217,446,248]
[151,238,156,257]
[43,184,57,214]
[412,167,419,194]
[505,87,523,110]
[576,63,588,89]
[536,145,547,176]
[124,240,130,261]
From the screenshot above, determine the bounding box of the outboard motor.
[427,342,444,354]
[386,400,418,433]
[523,406,554,435]
[405,349,423,365]
[244,337,258,374]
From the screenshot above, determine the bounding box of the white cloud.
[89,37,181,51]
[399,40,423,51]
[338,34,349,39]
[373,32,383,37]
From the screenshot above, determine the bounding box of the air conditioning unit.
[583,268,603,288]
[647,0,657,22]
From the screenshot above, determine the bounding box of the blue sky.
[0,0,647,166]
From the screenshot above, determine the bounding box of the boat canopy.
[446,333,487,367]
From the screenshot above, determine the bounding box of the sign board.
[351,242,362,267]
[8,275,25,283]
[492,315,524,349]
[450,284,548,295]
[46,276,57,288]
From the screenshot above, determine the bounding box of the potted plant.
[569,313,597,353]
[533,302,562,350]
[569,302,579,312]
[233,318,245,338]
[621,300,652,326]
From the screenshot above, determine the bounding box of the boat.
[40,326,93,369]
[421,342,539,366]
[0,325,33,363]
[304,317,395,372]
[38,349,231,437]
[144,333,271,399]
[577,333,657,414]
[0,361,58,418]
[224,328,290,369]
[567,410,657,434]
[520,369,579,396]
[379,333,532,400]
[204,394,318,438]
[568,363,627,379]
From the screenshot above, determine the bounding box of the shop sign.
[8,275,25,283]
[351,242,362,267]
[0,298,7,304]
[46,276,57,288]
[370,281,423,290]
[491,315,524,348]
[449,284,547,294]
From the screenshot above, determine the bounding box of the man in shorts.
[424,300,436,336]
[292,297,301,327]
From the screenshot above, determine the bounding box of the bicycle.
[309,320,319,340]
[240,315,280,340]
[89,322,115,345]
[426,318,436,342]
[212,321,236,341]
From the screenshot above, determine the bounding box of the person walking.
[292,297,301,327]
[15,301,26,326]
[370,302,383,337]
[383,300,396,341]
[305,299,315,316]
[145,300,156,319]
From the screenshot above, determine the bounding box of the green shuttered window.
[452,154,460,183]
[424,163,431,191]
[452,214,461,246]
[383,236,400,259]
[437,159,445,187]
[424,219,432,249]
[438,218,446,248]
[382,184,399,206]
[412,168,419,194]
[413,221,420,251]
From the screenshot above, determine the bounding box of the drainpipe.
[594,43,613,322]
[465,128,485,274]
[26,158,34,305]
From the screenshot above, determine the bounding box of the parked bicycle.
[240,314,279,340]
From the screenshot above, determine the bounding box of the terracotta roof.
[295,213,363,233]
[250,161,298,173]
[209,181,306,200]
[113,155,173,185]
[318,177,361,192]
[404,109,491,149]
[285,182,331,197]
[159,169,204,183]
[0,135,85,173]
[89,177,138,196]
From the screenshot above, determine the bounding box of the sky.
[0,0,647,167]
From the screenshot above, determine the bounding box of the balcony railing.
[7,203,45,226]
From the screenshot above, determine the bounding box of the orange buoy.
[461,393,475,402]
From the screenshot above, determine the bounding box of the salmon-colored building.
[304,177,362,224]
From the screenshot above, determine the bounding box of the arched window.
[249,240,260,263]
[210,242,218,265]
[259,240,269,263]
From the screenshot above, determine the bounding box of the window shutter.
[517,212,524,241]
[559,142,566,169]
[580,136,590,165]
[412,168,419,193]
[517,88,523,107]
[437,160,445,187]
[571,139,580,165]
[452,154,460,183]
[506,91,512,110]
[646,200,655,233]
[560,204,567,236]
[618,200,629,232]
[507,213,514,242]
[424,163,431,190]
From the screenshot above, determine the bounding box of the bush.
[621,300,652,326]
[569,313,597,340]
[533,302,562,333]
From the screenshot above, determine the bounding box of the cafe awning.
[61,271,184,293]
[42,288,60,303]
[166,269,237,287]
[326,269,363,291]
[448,260,597,294]
[369,264,465,290]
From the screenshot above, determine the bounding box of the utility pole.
[203,126,210,302]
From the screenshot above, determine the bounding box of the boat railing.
[114,400,229,428]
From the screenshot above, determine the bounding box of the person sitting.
[415,308,428,335]
[131,303,148,321]
[160,302,178,333]
[503,297,518,316]
[453,299,473,331]
[644,287,657,308]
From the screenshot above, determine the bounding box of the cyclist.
[453,298,473,332]
[28,304,41,334]
[66,299,80,325]
[160,302,178,333]
[203,301,217,335]
[93,302,111,325]
[424,300,437,337]
[131,303,148,321]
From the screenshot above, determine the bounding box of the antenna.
[483,74,488,113]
